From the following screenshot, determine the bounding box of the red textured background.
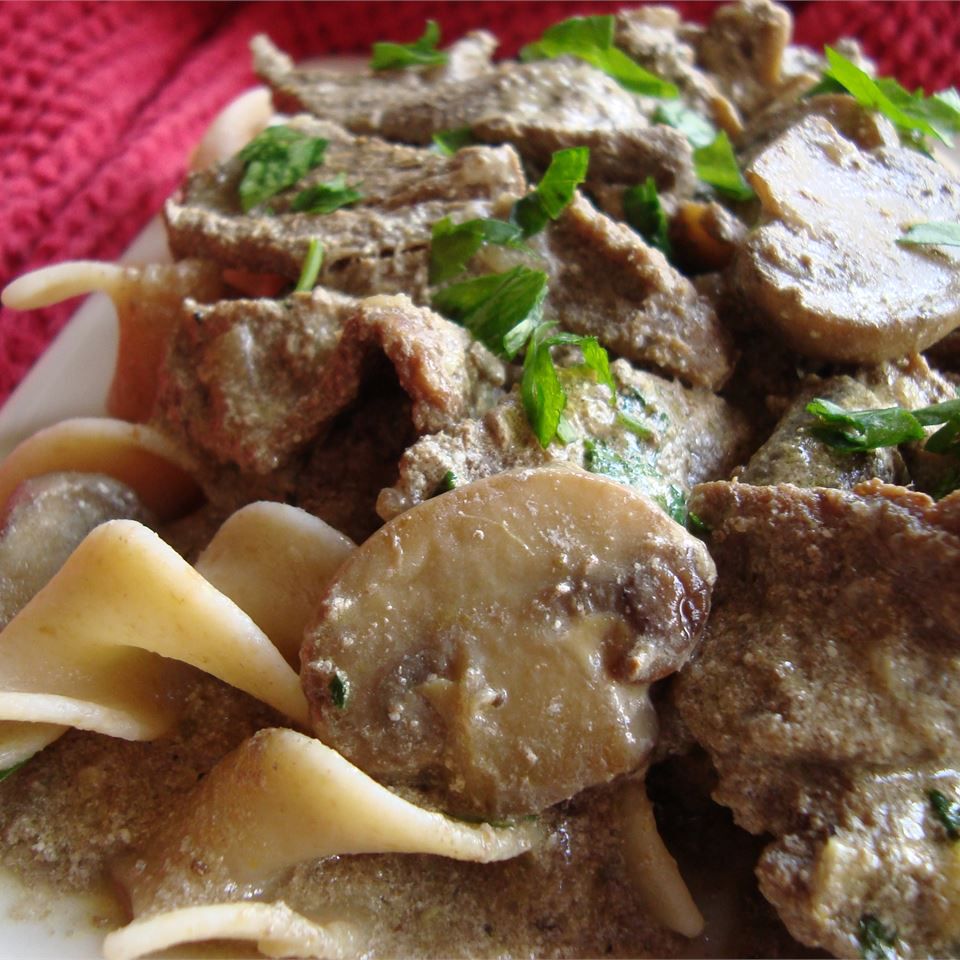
[2,1,959,404]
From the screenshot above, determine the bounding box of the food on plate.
[1,1,960,957]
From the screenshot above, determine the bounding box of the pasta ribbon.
[103,902,359,960]
[113,727,541,956]
[195,501,354,667]
[0,520,309,753]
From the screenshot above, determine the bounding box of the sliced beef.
[696,0,793,120]
[302,293,506,438]
[541,193,737,389]
[615,6,743,134]
[165,116,526,297]
[674,480,960,957]
[154,288,353,474]
[252,30,498,118]
[474,120,697,210]
[739,375,906,487]
[735,116,960,363]
[377,357,750,521]
[255,48,645,146]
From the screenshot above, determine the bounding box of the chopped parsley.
[520,15,677,98]
[693,131,755,202]
[294,238,324,292]
[806,395,960,456]
[432,265,548,359]
[432,126,478,155]
[810,47,960,151]
[623,177,672,257]
[899,222,960,247]
[0,759,28,783]
[429,217,526,285]
[291,173,362,214]
[857,914,898,960]
[328,671,350,709]
[237,125,328,212]
[522,323,614,447]
[512,147,591,237]
[654,101,718,149]
[435,470,458,494]
[929,789,960,840]
[371,20,448,71]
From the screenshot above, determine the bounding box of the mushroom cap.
[301,465,715,818]
[735,116,960,362]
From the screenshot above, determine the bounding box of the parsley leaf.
[806,397,926,451]
[807,396,960,457]
[429,217,525,284]
[693,132,755,201]
[291,173,362,214]
[294,238,324,292]
[512,147,590,237]
[432,127,478,155]
[929,789,960,840]
[237,126,328,213]
[857,914,898,960]
[654,101,717,149]
[623,177,672,256]
[432,265,548,359]
[898,222,960,247]
[328,671,350,709]
[522,324,615,447]
[813,47,960,149]
[520,15,678,98]
[0,759,28,783]
[436,470,458,494]
[371,20,448,71]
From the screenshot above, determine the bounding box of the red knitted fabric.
[2,1,959,404]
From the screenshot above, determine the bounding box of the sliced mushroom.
[302,466,715,818]
[734,116,960,362]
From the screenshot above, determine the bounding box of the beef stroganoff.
[2,3,960,958]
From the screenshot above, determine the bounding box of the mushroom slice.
[110,728,541,954]
[196,502,355,668]
[302,466,715,818]
[0,418,202,522]
[734,116,960,362]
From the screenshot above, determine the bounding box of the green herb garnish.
[857,914,898,960]
[522,323,614,447]
[810,48,960,150]
[520,15,678,98]
[806,396,960,455]
[623,177,672,256]
[693,132,755,202]
[436,470,458,494]
[291,173,362,214]
[930,789,960,840]
[329,671,350,709]
[429,217,526,284]
[512,147,590,237]
[237,125,328,213]
[432,127,478,155]
[432,265,548,359]
[371,20,448,71]
[0,759,28,783]
[653,101,718,149]
[899,222,960,247]
[294,238,324,292]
